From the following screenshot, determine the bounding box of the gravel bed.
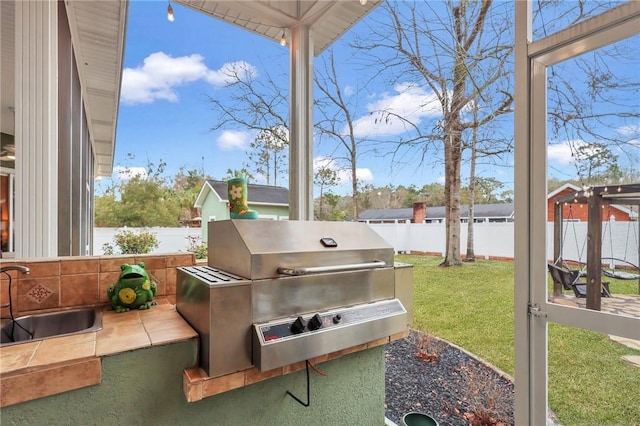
[385,329,515,426]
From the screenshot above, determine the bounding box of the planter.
[400,412,439,426]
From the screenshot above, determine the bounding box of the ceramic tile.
[283,360,306,374]
[17,277,60,312]
[202,371,245,397]
[38,332,96,348]
[183,369,203,402]
[167,253,195,267]
[102,310,142,328]
[97,322,145,338]
[0,358,101,407]
[20,261,60,278]
[59,273,100,307]
[99,271,121,303]
[140,311,181,328]
[95,331,150,356]
[30,340,96,367]
[367,337,390,348]
[326,343,368,361]
[165,268,177,295]
[147,324,197,346]
[245,366,282,385]
[148,269,166,296]
[133,255,167,270]
[100,257,135,273]
[0,341,40,374]
[184,367,206,382]
[60,257,100,275]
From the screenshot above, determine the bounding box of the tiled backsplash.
[0,253,195,317]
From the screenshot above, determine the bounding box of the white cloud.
[217,130,250,151]
[343,85,354,97]
[616,124,640,136]
[356,168,374,182]
[120,52,257,105]
[113,166,147,180]
[547,140,582,165]
[352,82,441,138]
[436,175,446,184]
[312,156,373,185]
[205,61,258,86]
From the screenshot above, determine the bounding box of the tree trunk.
[465,103,479,262]
[441,132,463,266]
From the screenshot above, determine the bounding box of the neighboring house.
[547,183,636,222]
[359,202,515,224]
[194,180,289,241]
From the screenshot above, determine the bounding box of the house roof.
[194,180,289,208]
[358,203,515,221]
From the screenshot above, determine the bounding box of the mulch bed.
[385,329,515,426]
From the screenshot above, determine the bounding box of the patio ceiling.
[2,0,380,177]
[174,0,381,56]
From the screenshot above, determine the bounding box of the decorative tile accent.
[26,283,54,304]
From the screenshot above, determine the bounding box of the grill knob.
[332,314,342,324]
[308,313,323,331]
[291,316,306,334]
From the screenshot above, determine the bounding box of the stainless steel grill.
[176,220,409,378]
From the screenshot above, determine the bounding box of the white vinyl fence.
[93,227,202,255]
[93,222,640,267]
[367,221,639,266]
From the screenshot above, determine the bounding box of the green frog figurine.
[107,262,157,313]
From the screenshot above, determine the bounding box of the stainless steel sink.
[0,308,103,346]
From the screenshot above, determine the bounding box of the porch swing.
[601,207,640,281]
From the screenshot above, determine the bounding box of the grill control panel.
[255,299,405,344]
[252,298,406,371]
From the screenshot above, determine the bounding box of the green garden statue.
[228,177,259,219]
[107,263,157,313]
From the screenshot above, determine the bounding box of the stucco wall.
[0,341,386,425]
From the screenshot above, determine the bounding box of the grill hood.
[208,220,395,280]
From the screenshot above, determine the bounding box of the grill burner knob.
[332,314,342,324]
[308,313,323,331]
[291,316,307,334]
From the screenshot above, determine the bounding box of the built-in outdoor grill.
[176,220,410,378]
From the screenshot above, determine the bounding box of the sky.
[108,1,639,197]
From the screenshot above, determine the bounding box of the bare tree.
[315,49,377,220]
[207,62,288,136]
[314,163,339,220]
[245,126,288,186]
[354,0,514,266]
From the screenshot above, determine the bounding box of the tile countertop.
[0,298,198,407]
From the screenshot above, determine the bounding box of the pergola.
[552,183,640,309]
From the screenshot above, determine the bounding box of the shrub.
[104,229,159,255]
[185,235,208,259]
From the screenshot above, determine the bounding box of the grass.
[397,254,640,426]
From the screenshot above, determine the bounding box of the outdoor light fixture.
[167,1,175,22]
[280,29,286,46]
[360,0,368,5]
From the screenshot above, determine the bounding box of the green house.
[194,180,289,242]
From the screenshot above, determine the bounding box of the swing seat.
[548,263,611,298]
[600,258,640,281]
[602,270,640,280]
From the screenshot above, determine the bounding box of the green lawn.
[397,254,640,425]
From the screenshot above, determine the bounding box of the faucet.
[1,265,30,309]
[0,265,31,275]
